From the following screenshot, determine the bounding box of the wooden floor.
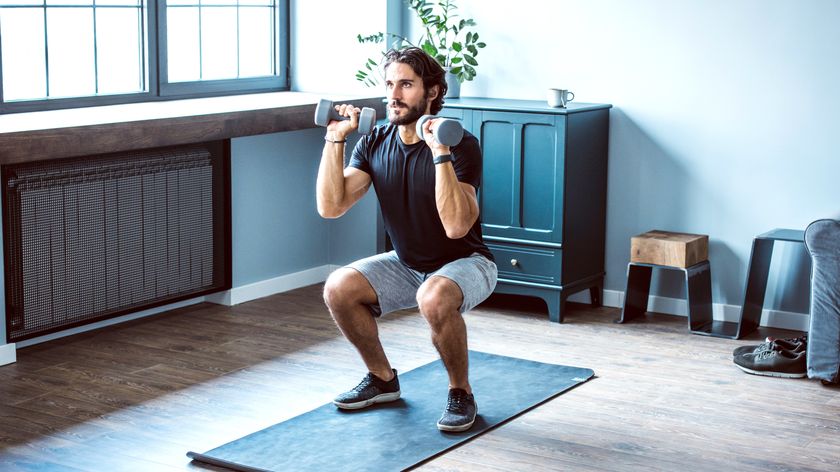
[1,284,838,471]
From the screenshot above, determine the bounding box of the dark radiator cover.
[2,141,231,342]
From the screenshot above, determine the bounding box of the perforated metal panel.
[3,142,230,342]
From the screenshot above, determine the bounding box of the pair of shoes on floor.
[732,335,807,378]
[732,335,807,357]
[332,370,478,432]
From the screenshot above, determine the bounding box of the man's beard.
[388,97,428,126]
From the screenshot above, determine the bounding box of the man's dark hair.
[383,47,447,115]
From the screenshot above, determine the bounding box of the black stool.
[617,260,738,338]
[737,228,807,339]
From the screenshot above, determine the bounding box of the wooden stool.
[617,231,736,338]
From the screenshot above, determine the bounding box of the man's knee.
[323,269,374,313]
[417,277,463,329]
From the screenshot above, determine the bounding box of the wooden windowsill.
[0,92,387,165]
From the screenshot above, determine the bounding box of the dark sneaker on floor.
[732,335,807,357]
[333,369,400,410]
[437,388,478,432]
[733,347,807,378]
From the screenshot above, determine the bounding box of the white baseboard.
[566,289,809,332]
[0,343,16,366]
[16,297,207,348]
[15,265,342,348]
[206,264,341,306]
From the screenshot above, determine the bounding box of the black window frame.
[0,0,290,115]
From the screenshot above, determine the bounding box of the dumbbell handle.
[315,99,376,135]
[416,115,464,147]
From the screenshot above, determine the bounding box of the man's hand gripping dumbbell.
[314,98,376,143]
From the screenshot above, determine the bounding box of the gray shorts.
[345,251,498,317]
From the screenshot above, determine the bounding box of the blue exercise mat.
[187,351,594,471]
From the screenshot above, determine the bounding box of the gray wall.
[231,130,378,287]
[228,0,388,287]
[406,0,840,311]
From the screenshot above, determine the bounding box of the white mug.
[547,88,575,108]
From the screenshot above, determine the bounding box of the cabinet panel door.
[477,111,565,244]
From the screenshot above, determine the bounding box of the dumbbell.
[314,98,376,135]
[416,115,464,147]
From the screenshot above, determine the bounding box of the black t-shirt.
[349,123,493,272]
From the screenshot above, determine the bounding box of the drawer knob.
[510,258,519,267]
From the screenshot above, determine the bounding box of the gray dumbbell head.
[415,115,463,146]
[358,108,376,135]
[434,119,464,146]
[314,98,335,127]
[415,115,434,140]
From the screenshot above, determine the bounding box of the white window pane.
[239,8,273,78]
[240,0,274,6]
[96,8,144,94]
[0,0,43,5]
[201,7,237,80]
[166,6,200,82]
[0,9,47,101]
[47,9,96,98]
[166,0,195,6]
[47,0,93,5]
[97,0,141,5]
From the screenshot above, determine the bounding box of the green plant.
[356,0,486,87]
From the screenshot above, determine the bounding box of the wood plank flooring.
[1,284,838,471]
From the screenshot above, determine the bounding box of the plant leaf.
[357,32,384,44]
[421,41,438,58]
[476,42,486,48]
[452,42,462,52]
[451,56,462,64]
[464,54,477,66]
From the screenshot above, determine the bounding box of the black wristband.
[324,137,346,144]
[433,153,453,165]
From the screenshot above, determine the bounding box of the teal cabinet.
[441,98,611,322]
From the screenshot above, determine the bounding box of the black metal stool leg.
[589,284,603,307]
[686,261,714,334]
[737,238,775,338]
[618,263,652,323]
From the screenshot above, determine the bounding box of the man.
[316,47,497,432]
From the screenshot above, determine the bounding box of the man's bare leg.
[416,276,470,393]
[323,268,394,382]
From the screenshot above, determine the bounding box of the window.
[0,0,288,113]
[159,0,284,96]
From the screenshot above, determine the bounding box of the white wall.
[291,0,391,95]
[408,0,840,314]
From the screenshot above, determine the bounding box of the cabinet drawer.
[488,242,561,286]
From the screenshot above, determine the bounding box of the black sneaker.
[333,369,400,410]
[436,388,478,432]
[732,335,807,357]
[733,347,807,378]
